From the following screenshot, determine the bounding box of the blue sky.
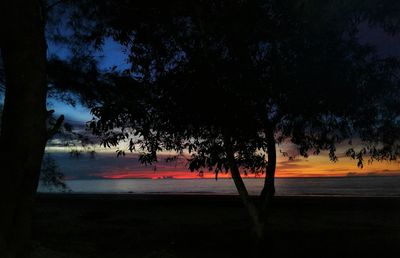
[46,37,130,124]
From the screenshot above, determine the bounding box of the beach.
[32,194,400,258]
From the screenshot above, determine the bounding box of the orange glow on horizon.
[94,153,400,179]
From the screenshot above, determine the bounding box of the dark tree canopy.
[55,0,400,171]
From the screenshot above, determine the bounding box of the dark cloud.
[277,159,312,170]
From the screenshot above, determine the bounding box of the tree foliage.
[57,0,400,173]
[40,154,68,191]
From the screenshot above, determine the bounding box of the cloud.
[277,159,312,170]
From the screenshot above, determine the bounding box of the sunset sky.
[45,145,400,180]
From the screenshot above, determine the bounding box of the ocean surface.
[38,176,400,196]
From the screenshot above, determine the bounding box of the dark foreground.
[33,194,400,258]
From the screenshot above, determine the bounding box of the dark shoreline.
[36,192,400,201]
[33,194,400,258]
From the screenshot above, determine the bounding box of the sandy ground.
[32,194,400,258]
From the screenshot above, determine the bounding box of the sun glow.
[95,154,400,180]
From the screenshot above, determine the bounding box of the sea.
[38,176,400,196]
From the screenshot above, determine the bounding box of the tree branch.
[46,113,64,140]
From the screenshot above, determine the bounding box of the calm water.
[38,176,400,196]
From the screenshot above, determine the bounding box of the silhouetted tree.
[0,1,51,256]
[0,1,82,256]
[69,0,400,239]
[0,0,125,254]
[0,106,68,191]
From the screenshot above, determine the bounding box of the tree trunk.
[223,134,264,238]
[0,1,48,257]
[260,128,276,203]
[256,128,277,246]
